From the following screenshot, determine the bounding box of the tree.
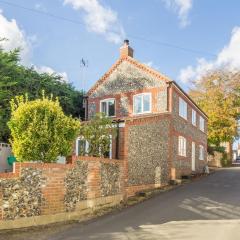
[8,94,80,163]
[189,70,240,146]
[0,44,84,142]
[79,113,116,157]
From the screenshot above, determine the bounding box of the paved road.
[2,168,240,240]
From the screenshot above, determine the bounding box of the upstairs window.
[133,93,151,114]
[178,136,187,157]
[192,109,196,126]
[179,97,187,120]
[199,145,204,160]
[199,116,205,132]
[100,99,115,117]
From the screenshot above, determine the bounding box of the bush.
[221,152,229,167]
[79,113,116,157]
[208,145,225,155]
[8,93,80,163]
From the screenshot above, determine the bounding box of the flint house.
[77,40,207,195]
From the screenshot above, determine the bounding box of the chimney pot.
[124,39,129,45]
[120,39,134,58]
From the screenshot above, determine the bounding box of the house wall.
[170,85,208,178]
[124,114,171,196]
[0,157,124,230]
[87,60,168,119]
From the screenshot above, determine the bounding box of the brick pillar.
[41,168,66,215]
[87,161,101,199]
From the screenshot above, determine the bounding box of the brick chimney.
[120,39,134,58]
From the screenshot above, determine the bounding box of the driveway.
[2,168,240,240]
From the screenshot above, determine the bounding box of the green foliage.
[0,45,84,142]
[189,70,240,146]
[207,145,225,155]
[79,113,116,157]
[221,152,229,167]
[8,94,80,163]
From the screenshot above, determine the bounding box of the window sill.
[179,115,188,121]
[133,111,152,116]
[178,154,187,158]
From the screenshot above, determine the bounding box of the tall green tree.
[0,45,84,142]
[189,70,240,146]
[8,94,80,162]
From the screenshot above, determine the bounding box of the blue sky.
[1,0,240,92]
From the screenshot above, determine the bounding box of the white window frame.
[133,92,152,115]
[76,137,89,156]
[199,145,204,160]
[100,98,116,117]
[199,116,205,132]
[178,136,187,157]
[179,97,188,120]
[192,109,196,126]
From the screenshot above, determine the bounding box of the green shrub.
[8,93,80,163]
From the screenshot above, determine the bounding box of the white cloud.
[162,0,192,27]
[144,61,160,71]
[34,3,46,11]
[34,66,69,82]
[179,26,240,84]
[63,0,125,44]
[145,61,153,67]
[0,9,32,64]
[0,10,69,82]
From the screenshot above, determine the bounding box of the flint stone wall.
[0,168,45,220]
[90,61,166,98]
[64,160,88,211]
[127,118,170,186]
[100,163,121,196]
[0,158,123,223]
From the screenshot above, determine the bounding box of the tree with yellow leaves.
[189,70,240,146]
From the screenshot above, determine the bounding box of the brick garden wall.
[0,157,124,229]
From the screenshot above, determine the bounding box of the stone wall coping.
[73,156,123,165]
[0,156,123,179]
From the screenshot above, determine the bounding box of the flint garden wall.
[0,156,124,230]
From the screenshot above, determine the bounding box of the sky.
[1,0,240,93]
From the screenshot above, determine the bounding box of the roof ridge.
[125,57,172,83]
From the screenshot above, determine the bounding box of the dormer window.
[133,93,152,115]
[100,98,115,117]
